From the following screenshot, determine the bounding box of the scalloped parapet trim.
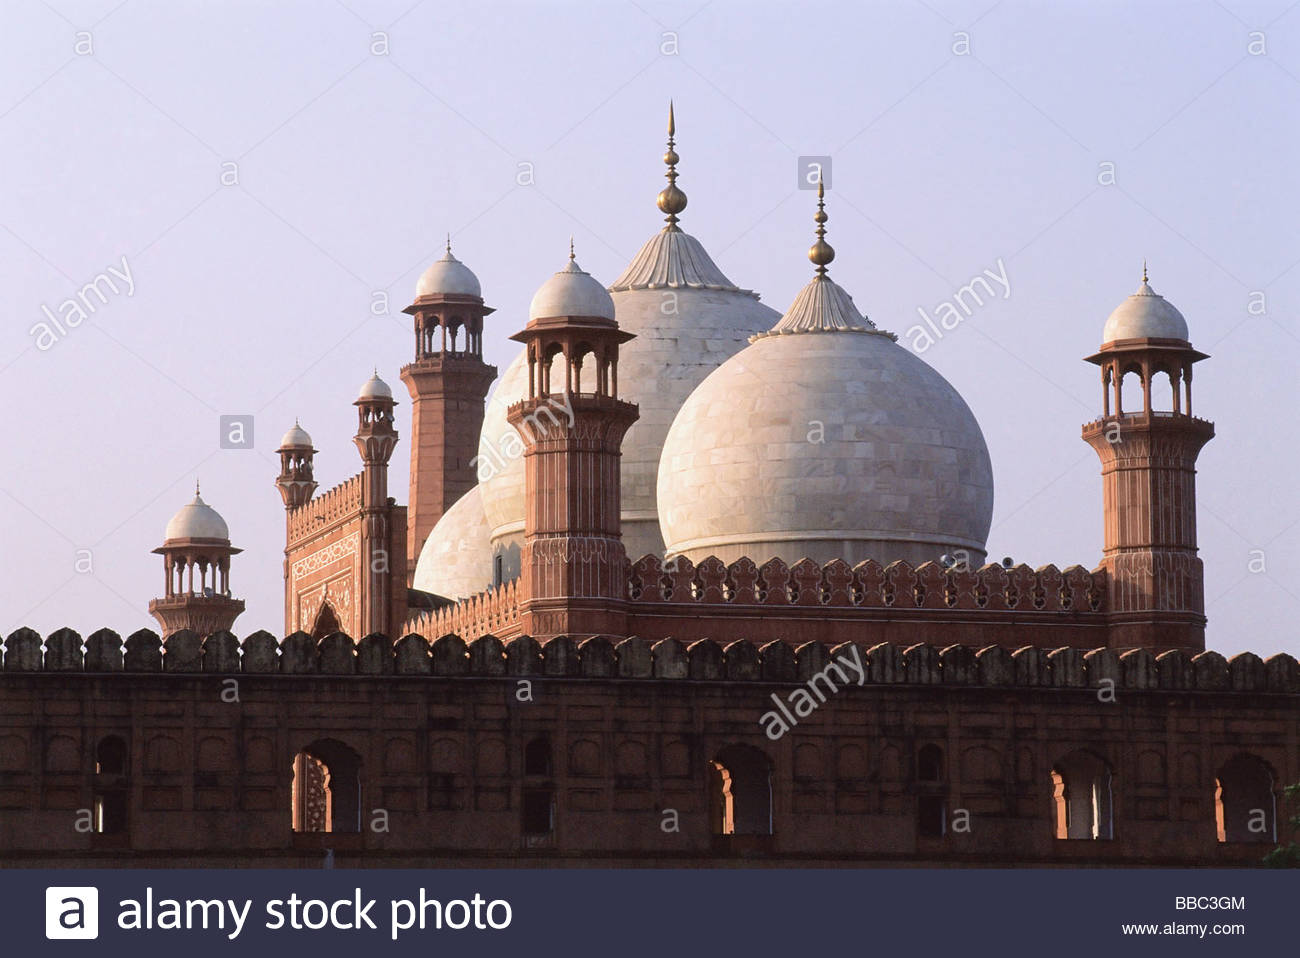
[2,626,1296,694]
[626,555,1108,613]
[286,473,363,541]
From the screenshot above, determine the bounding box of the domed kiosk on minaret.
[148,484,245,637]
[656,181,995,568]
[475,105,781,584]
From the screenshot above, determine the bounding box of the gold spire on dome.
[808,177,834,276]
[656,101,688,230]
[569,236,575,261]
[195,480,201,496]
[1142,259,1148,284]
[446,233,452,254]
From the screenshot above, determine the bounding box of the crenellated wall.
[285,474,363,544]
[405,578,521,641]
[0,626,1294,867]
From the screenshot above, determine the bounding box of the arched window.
[524,737,552,777]
[917,744,944,782]
[292,738,361,833]
[93,735,129,834]
[1215,754,1276,843]
[310,602,341,641]
[1051,749,1113,840]
[1118,367,1143,416]
[916,744,946,837]
[710,744,772,836]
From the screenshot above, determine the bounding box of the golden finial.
[808,176,834,275]
[445,233,451,255]
[656,100,687,230]
[569,236,575,261]
[195,479,201,496]
[1142,258,1148,284]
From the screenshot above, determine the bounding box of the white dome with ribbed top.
[657,186,994,569]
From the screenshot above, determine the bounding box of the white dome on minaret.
[528,247,616,321]
[416,241,482,298]
[1101,266,1189,342]
[164,486,231,541]
[357,371,393,401]
[656,182,994,568]
[477,106,780,567]
[278,420,313,449]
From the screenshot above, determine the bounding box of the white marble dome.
[529,255,615,321]
[416,248,481,298]
[657,273,994,568]
[476,228,780,567]
[278,421,313,449]
[164,491,230,541]
[412,486,493,601]
[357,371,392,401]
[1102,278,1189,342]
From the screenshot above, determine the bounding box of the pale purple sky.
[1,0,1297,656]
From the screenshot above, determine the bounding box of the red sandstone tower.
[148,485,245,637]
[400,243,498,579]
[275,421,317,509]
[1082,269,1214,651]
[507,248,638,637]
[354,372,403,637]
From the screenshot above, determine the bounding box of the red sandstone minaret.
[507,246,639,637]
[148,485,245,637]
[275,420,317,509]
[1082,267,1214,651]
[354,372,402,637]
[400,241,498,581]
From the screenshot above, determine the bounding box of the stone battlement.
[2,626,1296,693]
[405,578,520,640]
[285,473,363,542]
[630,555,1105,612]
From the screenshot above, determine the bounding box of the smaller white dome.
[165,491,229,541]
[412,486,493,600]
[278,421,313,449]
[1102,279,1189,342]
[529,255,615,322]
[357,371,392,402]
[416,247,481,298]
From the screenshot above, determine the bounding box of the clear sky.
[1,0,1296,656]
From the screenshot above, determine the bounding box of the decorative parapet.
[285,474,363,542]
[2,625,1297,693]
[627,555,1107,613]
[403,578,520,641]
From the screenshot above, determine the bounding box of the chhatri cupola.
[148,484,244,637]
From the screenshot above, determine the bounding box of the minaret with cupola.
[1082,267,1214,651]
[400,241,498,581]
[275,420,317,509]
[148,485,245,637]
[506,245,639,637]
[354,371,403,637]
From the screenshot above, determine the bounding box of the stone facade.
[0,627,1294,866]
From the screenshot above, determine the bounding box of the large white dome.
[657,271,994,568]
[1102,277,1189,342]
[412,486,493,601]
[476,228,779,568]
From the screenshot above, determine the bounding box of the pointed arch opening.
[1051,749,1113,840]
[310,602,341,641]
[292,738,361,833]
[709,744,772,837]
[1215,753,1276,843]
